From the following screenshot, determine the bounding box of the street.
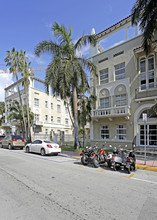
[0,148,157,220]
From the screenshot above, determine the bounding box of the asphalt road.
[0,148,157,220]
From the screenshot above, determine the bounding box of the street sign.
[33,123,36,128]
[143,113,147,122]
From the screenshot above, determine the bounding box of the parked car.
[0,135,5,141]
[25,140,61,156]
[0,135,25,150]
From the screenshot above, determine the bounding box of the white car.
[25,140,61,156]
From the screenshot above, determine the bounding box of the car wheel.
[26,146,30,153]
[8,144,12,150]
[41,148,45,156]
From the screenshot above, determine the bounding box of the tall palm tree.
[35,22,96,149]
[4,48,27,139]
[131,0,157,54]
[0,102,5,126]
[21,60,34,142]
[9,100,34,138]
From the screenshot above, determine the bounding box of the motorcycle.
[111,148,132,174]
[106,145,119,168]
[93,146,107,168]
[80,145,98,166]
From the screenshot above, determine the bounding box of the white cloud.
[26,52,46,65]
[0,74,14,101]
[76,44,90,58]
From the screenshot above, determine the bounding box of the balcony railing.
[135,86,157,100]
[91,106,130,118]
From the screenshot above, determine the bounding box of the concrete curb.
[135,164,157,172]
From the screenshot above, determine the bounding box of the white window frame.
[100,97,109,108]
[45,115,48,122]
[34,98,39,107]
[34,114,39,122]
[115,94,127,107]
[57,117,61,124]
[140,55,155,90]
[99,68,109,84]
[100,125,109,139]
[65,118,69,125]
[115,63,125,80]
[57,104,61,113]
[116,124,126,140]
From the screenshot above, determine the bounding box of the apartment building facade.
[3,77,73,139]
[90,15,157,148]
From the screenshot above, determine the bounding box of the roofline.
[96,15,132,40]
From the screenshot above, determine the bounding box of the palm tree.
[0,102,5,126]
[35,22,96,149]
[131,0,157,54]
[4,48,27,139]
[9,100,34,138]
[21,60,34,142]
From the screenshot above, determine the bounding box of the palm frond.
[74,35,97,51]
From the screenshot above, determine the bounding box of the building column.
[90,120,94,140]
[125,27,128,41]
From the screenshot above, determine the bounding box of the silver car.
[0,135,25,150]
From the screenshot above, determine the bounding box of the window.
[57,117,61,124]
[57,104,61,112]
[100,68,108,84]
[115,63,125,80]
[115,94,127,107]
[34,114,39,122]
[51,103,53,109]
[116,125,126,140]
[65,107,68,114]
[45,115,48,121]
[23,98,26,105]
[140,55,155,90]
[65,118,69,125]
[45,129,48,134]
[51,116,53,122]
[140,125,157,146]
[101,125,109,139]
[45,101,48,108]
[100,97,109,108]
[34,98,39,107]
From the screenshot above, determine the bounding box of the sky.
[0,0,136,101]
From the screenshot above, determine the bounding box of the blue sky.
[0,0,136,100]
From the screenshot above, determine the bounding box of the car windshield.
[12,135,23,139]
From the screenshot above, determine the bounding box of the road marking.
[131,177,157,185]
[122,173,134,178]
[78,165,84,168]
[96,169,106,173]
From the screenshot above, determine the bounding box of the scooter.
[111,147,132,174]
[80,145,98,166]
[106,145,119,168]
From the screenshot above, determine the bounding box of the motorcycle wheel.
[81,155,88,165]
[107,161,111,168]
[127,167,131,174]
[93,157,100,168]
[113,164,116,171]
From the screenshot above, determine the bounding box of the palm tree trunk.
[73,86,79,149]
[25,85,31,142]
[16,75,27,140]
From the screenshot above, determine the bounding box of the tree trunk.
[73,86,79,149]
[16,75,27,140]
[25,85,31,143]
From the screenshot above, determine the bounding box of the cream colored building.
[3,77,73,139]
[90,15,157,149]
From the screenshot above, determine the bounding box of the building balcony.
[135,86,157,101]
[91,106,130,120]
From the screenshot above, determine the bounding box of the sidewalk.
[60,151,157,172]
